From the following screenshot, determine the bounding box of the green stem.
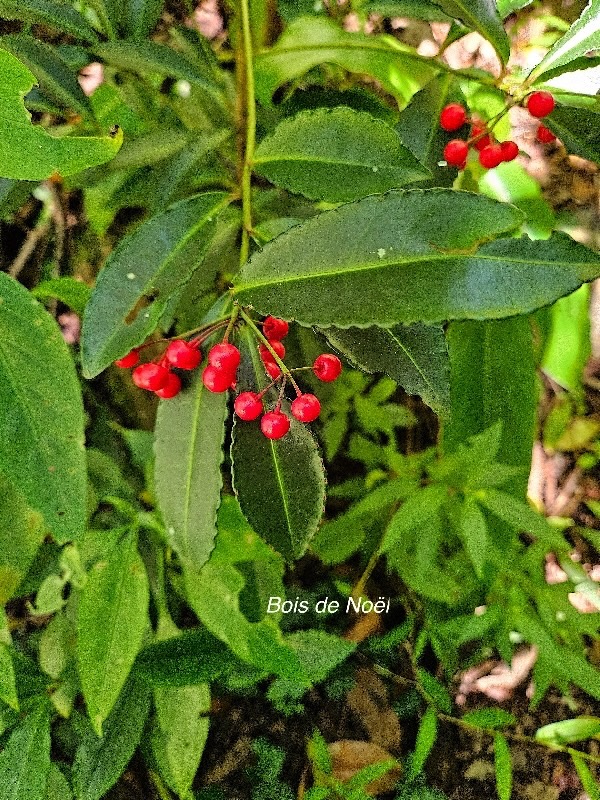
[238,307,299,389]
[239,0,256,266]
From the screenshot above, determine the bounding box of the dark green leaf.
[122,0,164,38]
[0,0,98,41]
[459,497,488,577]
[77,530,149,734]
[73,679,152,800]
[81,192,230,378]
[31,277,91,316]
[0,273,86,542]
[254,108,430,202]
[476,489,564,547]
[0,49,121,180]
[417,669,452,713]
[494,734,512,800]
[462,709,516,729]
[432,0,510,63]
[323,322,449,414]
[531,0,600,80]
[535,717,600,745]
[0,702,51,800]
[0,473,45,604]
[380,485,447,554]
[408,706,438,779]
[541,106,600,164]
[155,372,228,572]
[365,0,451,20]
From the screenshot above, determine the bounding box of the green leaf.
[122,0,164,38]
[0,702,51,800]
[459,497,488,577]
[81,192,229,378]
[571,753,600,800]
[255,16,437,106]
[0,645,18,710]
[45,764,73,800]
[496,0,533,16]
[462,709,516,729]
[432,0,510,63]
[231,189,600,328]
[0,273,86,543]
[417,669,452,713]
[531,0,600,80]
[0,473,45,604]
[476,489,564,547]
[443,317,536,497]
[77,530,149,735]
[365,0,452,21]
[31,277,92,316]
[380,485,447,554]
[535,717,600,745]
[494,734,512,800]
[542,285,590,393]
[323,323,449,414]
[540,106,600,164]
[0,49,121,180]
[0,0,99,41]
[231,329,326,562]
[254,108,430,202]
[73,678,152,800]
[154,373,228,572]
[408,706,438,779]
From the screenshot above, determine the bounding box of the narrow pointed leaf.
[459,497,488,577]
[323,322,449,414]
[154,372,228,571]
[432,0,510,63]
[122,0,164,39]
[234,191,600,326]
[408,706,438,779]
[0,0,99,42]
[531,0,600,80]
[254,108,430,202]
[0,48,121,180]
[0,703,51,800]
[0,273,86,543]
[571,753,600,800]
[494,734,512,800]
[77,530,149,735]
[81,192,229,377]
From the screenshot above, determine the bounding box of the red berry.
[443,139,469,167]
[474,134,492,152]
[440,103,467,131]
[261,411,290,439]
[313,354,342,382]
[500,140,519,162]
[202,365,234,393]
[234,392,263,421]
[132,362,170,391]
[264,361,282,379]
[526,91,555,118]
[263,316,289,341]
[259,340,285,362]
[155,372,182,399]
[479,144,504,169]
[165,340,201,370]
[470,121,491,151]
[114,349,139,368]
[291,394,321,423]
[208,343,241,372]
[537,124,556,143]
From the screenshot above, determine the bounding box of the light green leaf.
[0,273,86,543]
[45,764,73,800]
[154,372,228,572]
[462,709,516,729]
[380,485,447,554]
[0,474,45,604]
[531,0,600,80]
[408,706,438,779]
[255,16,437,106]
[494,734,512,800]
[417,669,452,713]
[323,322,449,414]
[0,702,51,800]
[0,0,99,41]
[535,717,600,745]
[77,530,149,735]
[0,48,121,180]
[231,189,600,328]
[81,192,230,378]
[542,285,590,392]
[31,277,92,316]
[0,645,18,710]
[459,497,488,577]
[254,108,430,202]
[496,0,533,17]
[432,0,510,63]
[571,753,600,800]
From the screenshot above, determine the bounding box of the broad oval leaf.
[0,702,51,800]
[233,190,600,327]
[77,530,149,735]
[0,273,86,543]
[0,644,18,711]
[154,372,228,572]
[0,48,121,180]
[541,106,600,164]
[323,322,450,414]
[433,0,510,63]
[231,330,326,561]
[253,108,430,202]
[81,192,230,378]
[535,716,600,745]
[0,0,99,42]
[531,0,600,80]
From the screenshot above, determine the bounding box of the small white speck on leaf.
[127,273,136,280]
[377,248,386,258]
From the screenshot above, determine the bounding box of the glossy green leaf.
[535,717,600,745]
[0,0,98,41]
[155,373,228,572]
[443,318,536,497]
[77,530,149,735]
[254,108,430,202]
[408,706,438,779]
[0,474,45,604]
[540,106,600,164]
[73,678,152,800]
[255,17,437,106]
[122,0,164,38]
[231,330,326,561]
[433,0,510,63]
[542,285,590,392]
[31,277,92,316]
[494,734,512,800]
[531,0,600,80]
[571,753,600,800]
[459,497,488,578]
[0,273,86,543]
[0,645,18,710]
[0,49,121,180]
[81,192,229,377]
[462,709,516,729]
[0,702,51,800]
[232,189,600,328]
[323,322,449,414]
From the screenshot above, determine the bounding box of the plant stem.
[239,0,256,266]
[238,307,300,388]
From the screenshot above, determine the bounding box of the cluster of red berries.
[440,91,556,171]
[113,314,343,440]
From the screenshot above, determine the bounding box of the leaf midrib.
[253,152,419,169]
[387,327,440,400]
